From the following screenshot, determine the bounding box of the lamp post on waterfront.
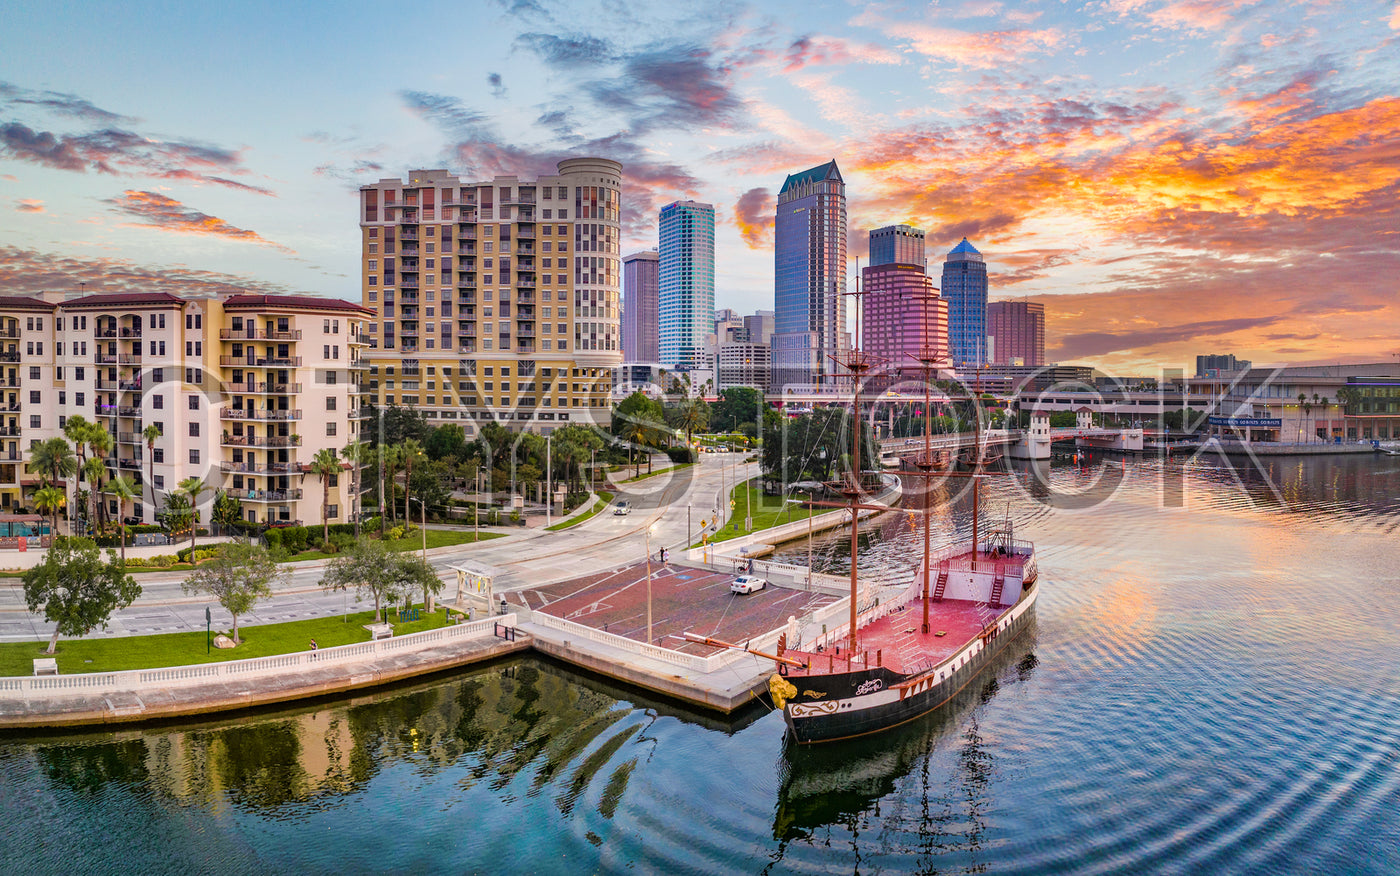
[545,434,552,527]
[643,522,656,645]
[409,496,430,610]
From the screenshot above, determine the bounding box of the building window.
[189,449,200,464]
[29,390,40,404]
[75,392,84,406]
[153,448,164,463]
[326,397,337,410]
[154,475,164,490]
[30,415,41,428]
[188,395,199,410]
[189,422,200,437]
[29,367,40,380]
[326,422,337,436]
[153,394,163,409]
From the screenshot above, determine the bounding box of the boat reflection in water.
[772,627,1038,853]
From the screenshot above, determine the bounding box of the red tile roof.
[0,296,57,311]
[62,292,187,309]
[222,294,373,316]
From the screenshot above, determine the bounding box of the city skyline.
[1,0,1397,373]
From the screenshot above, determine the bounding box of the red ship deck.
[785,598,1007,678]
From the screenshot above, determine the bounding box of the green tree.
[106,475,138,565]
[341,439,369,538]
[211,489,242,531]
[177,475,213,554]
[320,536,401,622]
[711,387,762,433]
[85,425,114,532]
[395,551,445,615]
[23,536,141,654]
[141,423,163,508]
[424,423,467,461]
[28,436,77,488]
[81,456,106,536]
[309,447,341,546]
[33,485,67,537]
[159,491,193,540]
[181,539,287,644]
[672,394,710,445]
[371,403,430,446]
[399,438,424,524]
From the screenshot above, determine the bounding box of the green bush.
[283,526,309,552]
[666,446,697,464]
[264,528,284,550]
[329,531,355,553]
[387,524,406,541]
[151,554,176,567]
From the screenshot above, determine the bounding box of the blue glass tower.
[772,160,847,390]
[658,200,715,371]
[941,237,988,369]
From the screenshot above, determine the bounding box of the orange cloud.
[14,198,42,213]
[734,187,774,248]
[858,17,1066,68]
[105,190,293,252]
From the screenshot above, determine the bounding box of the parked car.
[730,575,767,594]
[613,501,631,516]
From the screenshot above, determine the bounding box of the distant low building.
[1195,353,1251,377]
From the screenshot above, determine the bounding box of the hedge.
[666,446,698,464]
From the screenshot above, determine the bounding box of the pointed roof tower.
[946,237,984,263]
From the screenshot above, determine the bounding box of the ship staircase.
[988,568,1005,607]
[932,566,950,602]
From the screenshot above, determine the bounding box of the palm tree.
[106,475,137,565]
[624,418,649,478]
[1317,396,1330,442]
[177,475,212,554]
[86,425,113,531]
[82,456,106,535]
[1297,393,1307,443]
[309,447,341,546]
[33,485,66,539]
[341,439,366,538]
[380,444,402,523]
[28,436,77,488]
[142,423,162,508]
[400,438,423,524]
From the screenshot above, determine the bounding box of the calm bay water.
[2,454,1399,874]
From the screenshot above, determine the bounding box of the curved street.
[0,453,757,644]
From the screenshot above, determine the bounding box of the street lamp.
[643,522,657,645]
[408,496,432,611]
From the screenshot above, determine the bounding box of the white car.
[730,575,767,594]
[613,501,631,516]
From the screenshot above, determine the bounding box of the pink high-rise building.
[861,263,948,376]
[987,300,1045,366]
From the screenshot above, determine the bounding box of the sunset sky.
[2,0,1397,373]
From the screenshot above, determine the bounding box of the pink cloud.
[14,198,43,213]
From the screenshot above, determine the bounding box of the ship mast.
[832,260,875,655]
[908,287,947,636]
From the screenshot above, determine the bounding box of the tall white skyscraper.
[772,160,847,389]
[658,200,715,371]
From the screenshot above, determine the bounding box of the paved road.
[0,453,758,644]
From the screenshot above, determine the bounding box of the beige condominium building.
[0,291,372,531]
[357,157,622,435]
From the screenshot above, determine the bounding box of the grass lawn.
[620,461,696,483]
[696,478,825,546]
[282,528,502,562]
[0,605,453,677]
[546,491,615,531]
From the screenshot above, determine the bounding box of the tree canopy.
[181,539,287,644]
[23,536,141,654]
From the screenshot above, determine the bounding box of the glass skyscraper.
[869,224,926,270]
[941,237,988,370]
[658,200,715,371]
[773,160,847,390]
[622,251,659,363]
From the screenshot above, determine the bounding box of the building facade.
[621,251,659,363]
[861,264,948,382]
[358,158,623,436]
[744,310,774,346]
[0,291,370,531]
[987,300,1045,367]
[942,238,988,370]
[868,224,926,269]
[658,200,715,371]
[772,160,847,390]
[1195,353,1251,377]
[715,342,770,392]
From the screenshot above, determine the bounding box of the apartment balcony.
[118,354,141,365]
[220,407,302,421]
[400,279,419,289]
[120,327,142,338]
[348,357,369,370]
[95,403,118,416]
[94,353,117,364]
[399,211,418,224]
[0,426,20,437]
[221,460,301,475]
[95,329,118,339]
[119,379,142,391]
[220,356,302,367]
[221,435,303,448]
[0,328,18,340]
[516,344,536,353]
[219,329,302,340]
[231,381,302,395]
[400,292,419,303]
[117,458,142,471]
[399,228,419,240]
[516,228,535,239]
[241,488,303,503]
